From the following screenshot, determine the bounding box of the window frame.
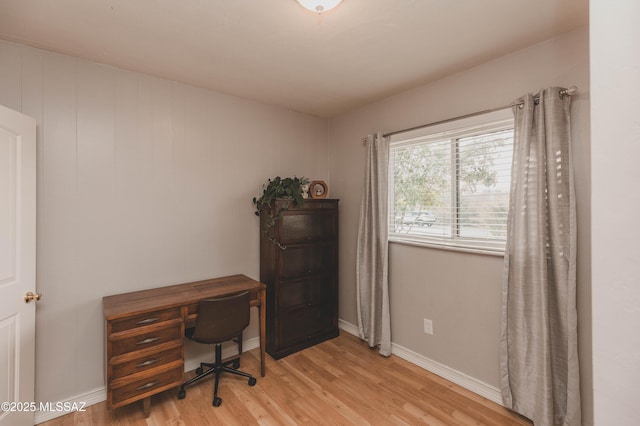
[388,108,514,255]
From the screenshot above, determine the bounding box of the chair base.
[177,343,256,407]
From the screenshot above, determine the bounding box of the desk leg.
[259,288,266,377]
[142,397,151,418]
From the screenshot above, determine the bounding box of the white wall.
[591,1,640,425]
[329,28,592,423]
[0,40,329,407]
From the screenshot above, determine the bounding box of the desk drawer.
[111,365,183,407]
[111,345,182,380]
[111,323,182,357]
[110,308,182,334]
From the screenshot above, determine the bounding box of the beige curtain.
[356,132,391,356]
[500,88,580,425]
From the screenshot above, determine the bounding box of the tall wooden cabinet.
[260,198,339,359]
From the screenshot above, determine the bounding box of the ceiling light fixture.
[296,0,343,14]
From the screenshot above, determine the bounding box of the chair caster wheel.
[177,389,186,399]
[248,377,257,386]
[213,397,222,407]
[195,367,204,375]
[232,359,240,369]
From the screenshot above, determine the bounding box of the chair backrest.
[190,291,251,344]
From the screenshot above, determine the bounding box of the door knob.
[24,291,41,303]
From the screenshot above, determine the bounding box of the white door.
[0,105,37,426]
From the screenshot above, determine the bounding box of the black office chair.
[177,291,257,407]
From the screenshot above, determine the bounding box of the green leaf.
[252,175,310,245]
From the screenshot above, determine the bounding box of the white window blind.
[389,109,514,253]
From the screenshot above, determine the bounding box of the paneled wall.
[0,40,328,405]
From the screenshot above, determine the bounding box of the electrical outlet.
[423,319,433,335]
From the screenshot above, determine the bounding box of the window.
[389,109,514,253]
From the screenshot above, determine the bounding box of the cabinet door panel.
[279,212,335,243]
[278,306,334,348]
[278,276,333,309]
[279,244,334,278]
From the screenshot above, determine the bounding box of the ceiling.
[0,0,588,118]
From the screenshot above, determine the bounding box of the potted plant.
[253,176,309,246]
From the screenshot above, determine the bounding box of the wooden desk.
[102,274,266,416]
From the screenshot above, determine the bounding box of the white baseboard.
[34,336,261,424]
[38,326,502,423]
[34,386,106,424]
[338,318,359,336]
[390,342,503,405]
[338,320,503,406]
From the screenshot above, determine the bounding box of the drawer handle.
[136,337,160,345]
[136,317,160,325]
[136,358,159,368]
[136,381,159,391]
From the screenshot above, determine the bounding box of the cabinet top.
[272,198,339,210]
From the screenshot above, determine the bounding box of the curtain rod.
[362,86,578,143]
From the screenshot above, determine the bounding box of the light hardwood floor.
[39,332,532,425]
